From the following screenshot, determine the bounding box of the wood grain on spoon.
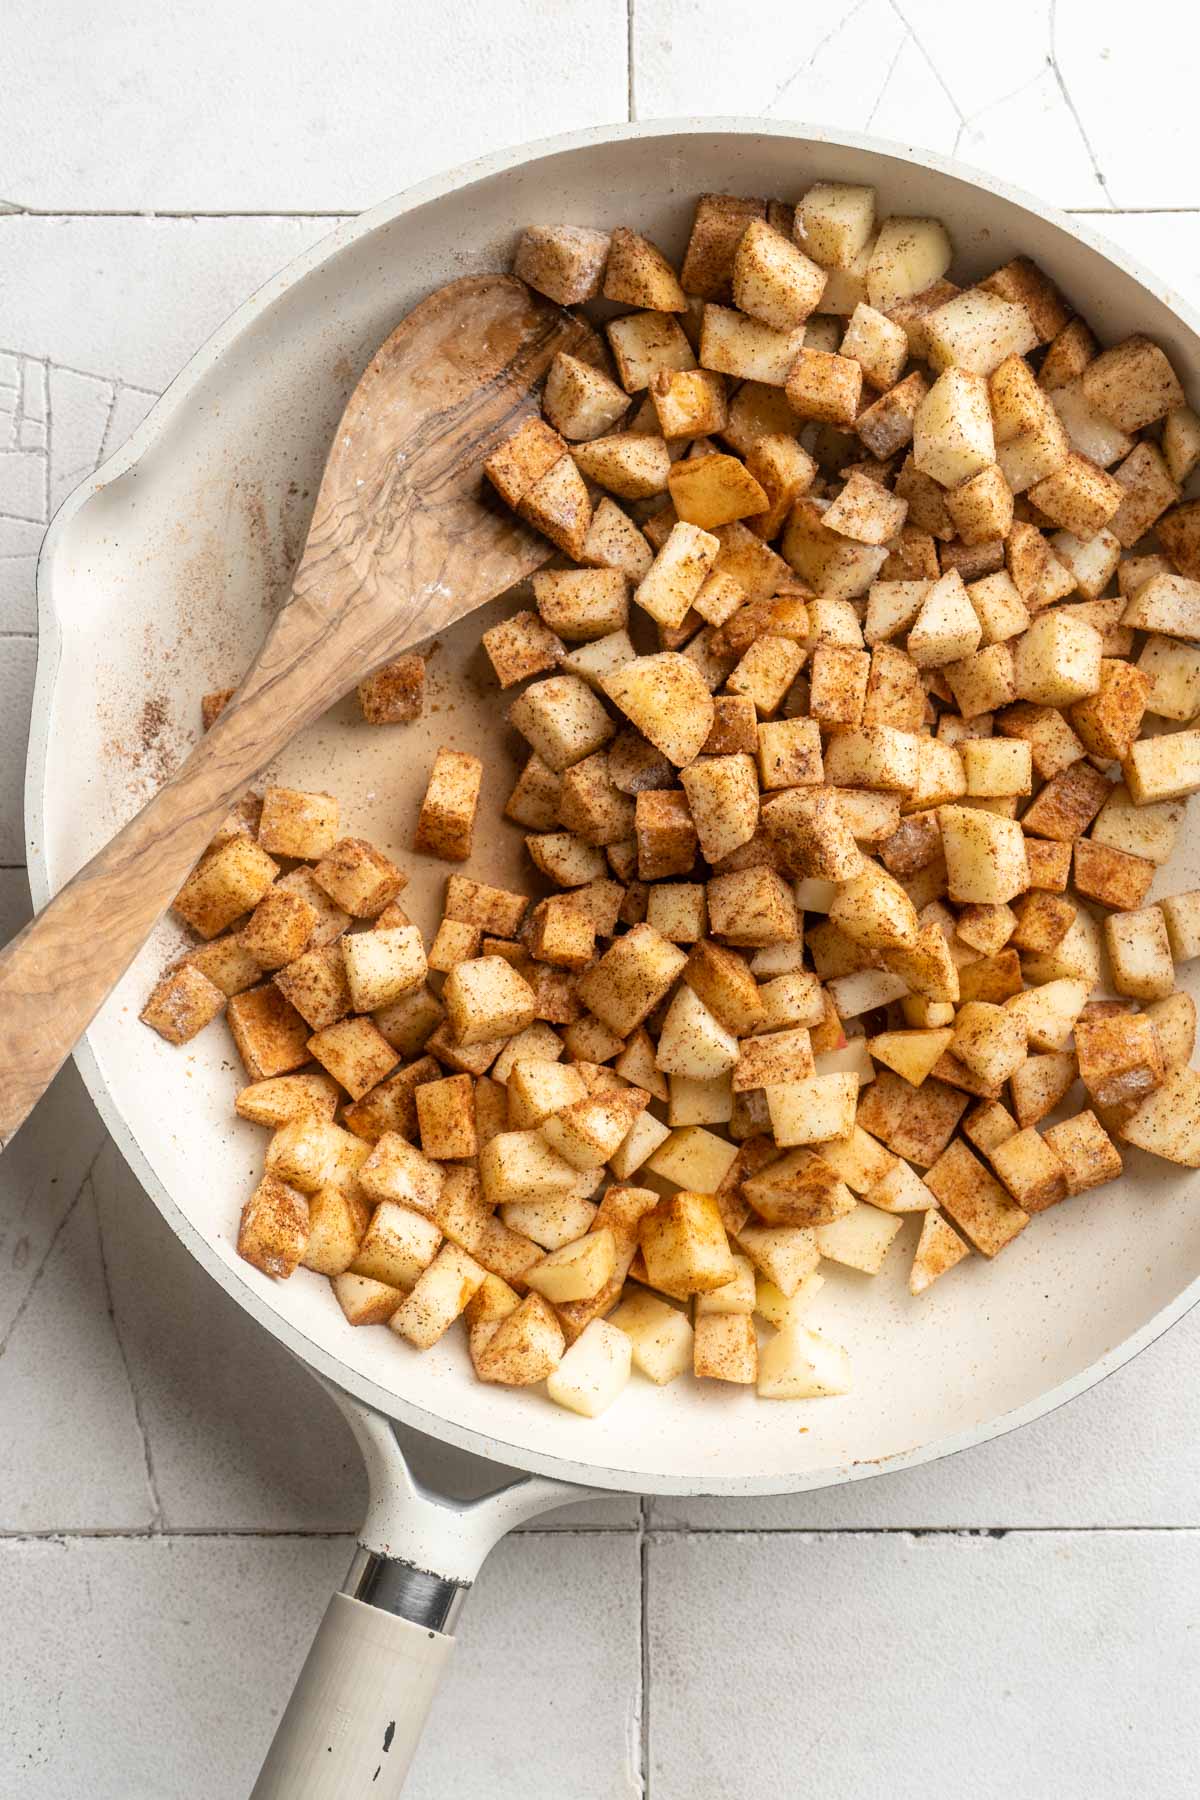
[0,274,593,1148]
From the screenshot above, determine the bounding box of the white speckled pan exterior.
[26,119,1200,1496]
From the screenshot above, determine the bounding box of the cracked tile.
[91,1141,366,1531]
[46,364,114,516]
[1050,0,1196,208]
[102,384,156,458]
[0,349,160,628]
[861,29,961,144]
[637,0,902,127]
[956,61,1106,201]
[3,0,627,212]
[891,0,1048,117]
[646,1529,1200,1798]
[769,1,906,125]
[0,217,342,394]
[0,217,339,626]
[633,0,1153,209]
[0,1182,156,1531]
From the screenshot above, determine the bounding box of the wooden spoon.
[0,274,593,1146]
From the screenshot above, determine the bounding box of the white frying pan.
[25,120,1200,1795]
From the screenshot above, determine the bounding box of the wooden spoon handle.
[0,272,576,1149]
[0,598,351,1148]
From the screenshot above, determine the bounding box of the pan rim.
[26,114,1200,1497]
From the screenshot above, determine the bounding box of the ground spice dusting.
[124,693,177,785]
[140,694,168,750]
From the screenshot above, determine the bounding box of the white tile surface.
[633,0,1114,207]
[0,1183,156,1532]
[0,1534,352,1798]
[645,1529,1200,1799]
[2,0,628,213]
[0,218,341,393]
[634,0,1200,215]
[1050,0,1200,209]
[4,3,1200,1795]
[407,1532,642,1800]
[0,1531,641,1800]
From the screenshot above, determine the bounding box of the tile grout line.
[92,1155,166,1533]
[766,0,870,117]
[2,1526,1200,1555]
[887,0,967,135]
[626,0,636,122]
[4,1524,1200,1544]
[637,1496,650,1798]
[0,1143,103,1360]
[0,1524,640,1542]
[1067,206,1200,215]
[95,378,124,468]
[642,1523,1200,1538]
[41,347,50,530]
[0,355,159,395]
[863,32,907,135]
[1048,0,1114,206]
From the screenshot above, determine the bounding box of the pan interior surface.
[31,123,1200,1493]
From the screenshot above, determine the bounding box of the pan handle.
[250,1390,596,1796]
[249,1583,457,1799]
